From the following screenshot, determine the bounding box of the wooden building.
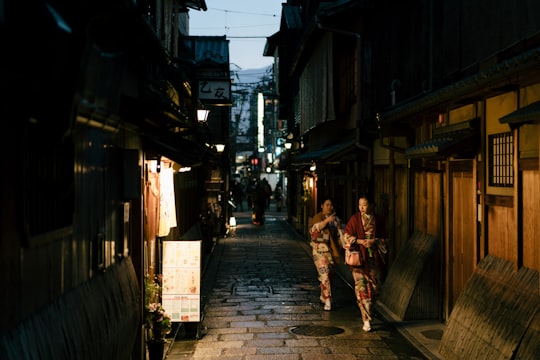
[270,0,540,357]
[0,1,235,359]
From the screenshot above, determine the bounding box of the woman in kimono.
[343,195,387,332]
[309,196,342,311]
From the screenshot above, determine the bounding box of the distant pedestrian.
[309,196,342,311]
[246,179,256,209]
[252,180,267,225]
[274,186,283,211]
[231,180,244,211]
[343,195,388,332]
[260,178,272,209]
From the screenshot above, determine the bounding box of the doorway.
[448,160,477,314]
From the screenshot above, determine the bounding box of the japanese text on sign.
[198,80,231,101]
[162,240,201,322]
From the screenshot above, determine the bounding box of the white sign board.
[162,240,201,322]
[198,80,231,101]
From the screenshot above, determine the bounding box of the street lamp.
[197,108,210,123]
[215,144,225,152]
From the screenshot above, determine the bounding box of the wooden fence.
[0,257,140,360]
[440,255,540,360]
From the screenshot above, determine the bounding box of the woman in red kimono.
[343,195,387,332]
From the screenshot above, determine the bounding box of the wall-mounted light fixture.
[284,141,292,150]
[215,144,225,153]
[197,108,210,123]
[309,161,317,172]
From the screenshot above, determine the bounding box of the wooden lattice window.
[488,132,513,187]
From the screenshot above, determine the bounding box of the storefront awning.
[144,136,213,167]
[292,138,357,165]
[405,129,478,159]
[499,101,540,126]
[405,119,479,159]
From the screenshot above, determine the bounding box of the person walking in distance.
[252,180,267,225]
[231,180,244,211]
[274,186,283,211]
[260,178,272,209]
[343,195,388,331]
[309,196,342,311]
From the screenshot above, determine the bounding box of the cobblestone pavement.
[165,210,427,359]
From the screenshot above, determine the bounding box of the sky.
[188,0,283,71]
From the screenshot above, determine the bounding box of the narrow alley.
[165,207,431,359]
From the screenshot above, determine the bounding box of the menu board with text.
[162,240,201,322]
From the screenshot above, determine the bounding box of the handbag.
[345,249,362,266]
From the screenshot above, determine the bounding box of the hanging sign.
[198,79,231,102]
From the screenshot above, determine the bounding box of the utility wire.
[207,8,278,18]
[228,36,270,38]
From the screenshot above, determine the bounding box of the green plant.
[144,276,172,342]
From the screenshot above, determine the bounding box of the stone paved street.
[165,210,427,359]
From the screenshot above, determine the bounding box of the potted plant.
[145,276,172,360]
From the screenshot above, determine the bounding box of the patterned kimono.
[309,212,341,301]
[343,212,387,323]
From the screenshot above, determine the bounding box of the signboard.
[162,240,202,322]
[198,79,231,102]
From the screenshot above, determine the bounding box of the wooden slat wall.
[378,231,439,320]
[448,163,477,314]
[414,171,442,237]
[522,169,540,271]
[406,263,441,320]
[515,308,540,359]
[0,257,140,360]
[373,165,409,263]
[19,228,75,321]
[487,204,517,263]
[394,167,409,256]
[299,36,331,133]
[439,255,540,359]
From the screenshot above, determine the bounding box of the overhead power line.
[208,8,278,18]
[228,36,269,39]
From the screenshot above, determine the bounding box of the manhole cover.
[421,329,443,340]
[289,325,344,336]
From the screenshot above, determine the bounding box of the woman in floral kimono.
[309,196,342,311]
[343,195,387,332]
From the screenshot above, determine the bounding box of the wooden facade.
[373,163,409,264]
[273,1,540,353]
[0,1,216,359]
